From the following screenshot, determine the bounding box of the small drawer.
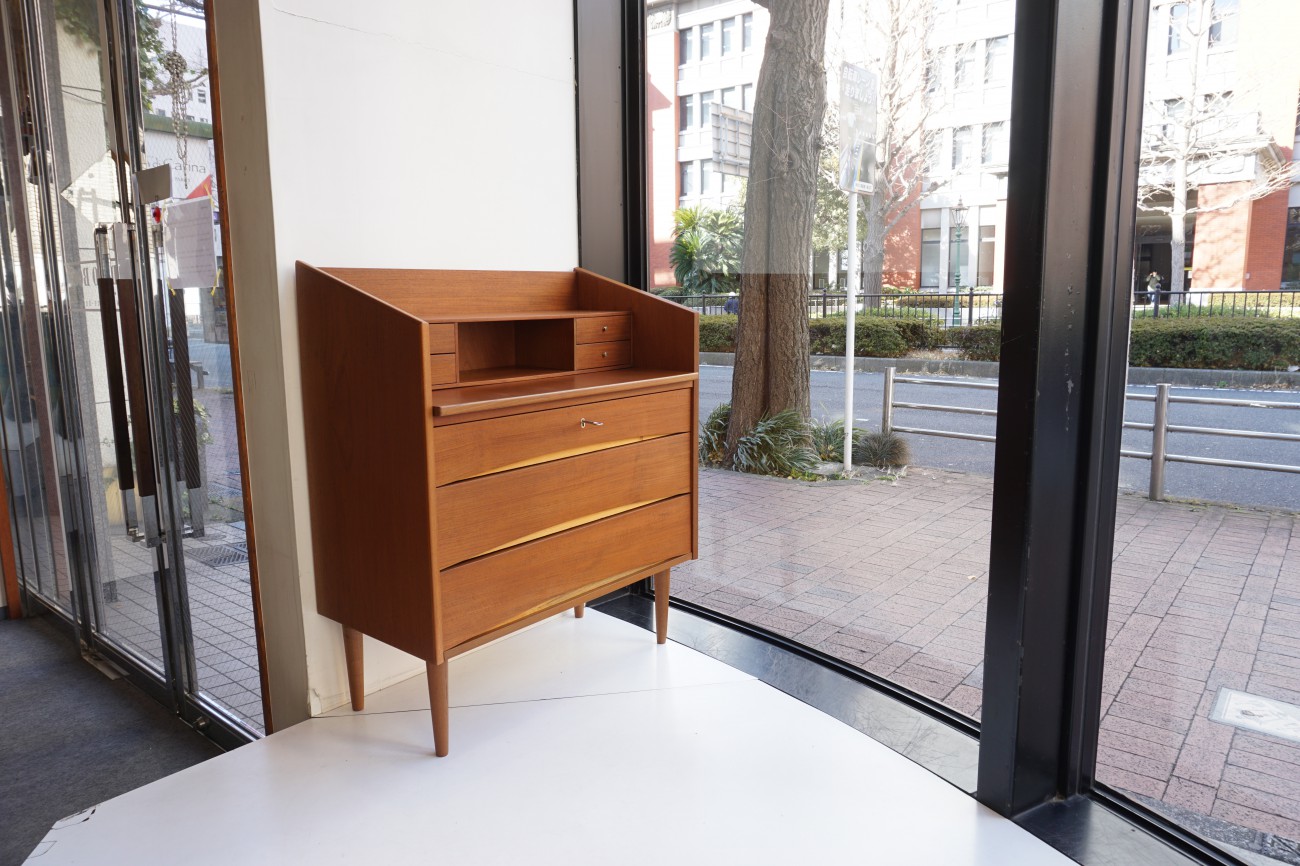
[433,388,691,485]
[427,324,456,355]
[576,314,631,344]
[436,433,691,567]
[575,341,630,370]
[429,354,457,386]
[439,496,691,648]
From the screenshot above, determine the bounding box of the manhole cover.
[188,543,249,568]
[1211,689,1300,744]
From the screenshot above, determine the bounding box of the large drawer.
[440,495,691,648]
[436,433,690,566]
[432,388,691,486]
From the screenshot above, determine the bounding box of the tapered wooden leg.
[574,603,585,618]
[654,569,670,645]
[427,660,449,757]
[342,625,364,711]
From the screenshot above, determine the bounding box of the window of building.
[701,159,716,195]
[741,83,754,112]
[985,36,1010,85]
[1167,3,1188,55]
[680,94,696,130]
[920,210,942,288]
[977,224,996,287]
[1284,207,1300,285]
[982,121,1009,165]
[954,43,978,90]
[679,27,695,64]
[1209,0,1239,46]
[722,86,739,108]
[1162,97,1186,139]
[700,90,714,128]
[680,160,697,197]
[952,125,974,170]
[742,12,753,50]
[721,18,735,55]
[700,21,715,59]
[197,87,207,104]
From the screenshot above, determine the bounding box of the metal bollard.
[1149,383,1169,501]
[882,366,895,435]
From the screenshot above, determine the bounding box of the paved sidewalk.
[675,467,1300,854]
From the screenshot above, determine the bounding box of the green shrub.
[699,403,731,465]
[699,403,819,477]
[889,291,1000,310]
[855,430,911,468]
[810,418,846,462]
[809,317,909,358]
[699,314,738,352]
[873,316,942,350]
[948,324,1002,361]
[1129,318,1300,370]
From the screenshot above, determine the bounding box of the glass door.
[0,0,262,741]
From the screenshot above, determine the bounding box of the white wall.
[219,0,578,721]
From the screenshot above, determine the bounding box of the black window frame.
[574,0,1262,863]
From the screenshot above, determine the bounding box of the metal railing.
[878,367,1300,501]
[670,287,1300,325]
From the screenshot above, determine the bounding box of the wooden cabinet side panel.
[296,263,437,660]
[574,269,699,373]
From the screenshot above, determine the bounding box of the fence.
[878,367,1300,501]
[672,288,1300,327]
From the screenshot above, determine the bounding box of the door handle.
[94,227,138,538]
[112,223,162,547]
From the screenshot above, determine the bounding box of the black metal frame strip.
[621,0,648,288]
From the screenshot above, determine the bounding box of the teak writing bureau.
[296,265,699,755]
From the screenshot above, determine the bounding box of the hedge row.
[699,314,943,357]
[698,315,1300,369]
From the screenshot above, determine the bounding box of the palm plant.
[669,206,744,295]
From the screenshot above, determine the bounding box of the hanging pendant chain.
[161,2,190,189]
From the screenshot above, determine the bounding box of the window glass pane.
[982,122,1008,165]
[680,94,695,130]
[680,27,695,64]
[1103,2,1300,860]
[985,36,1010,85]
[645,0,1011,727]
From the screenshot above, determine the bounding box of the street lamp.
[949,197,968,326]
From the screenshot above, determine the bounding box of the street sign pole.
[844,189,858,472]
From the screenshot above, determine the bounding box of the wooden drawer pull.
[580,418,604,428]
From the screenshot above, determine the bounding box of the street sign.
[838,63,879,196]
[712,104,753,176]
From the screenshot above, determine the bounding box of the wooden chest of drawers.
[296,265,699,755]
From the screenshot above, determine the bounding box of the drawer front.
[427,324,456,355]
[575,314,630,344]
[429,354,457,386]
[436,433,690,566]
[575,341,630,370]
[433,388,691,486]
[440,496,691,648]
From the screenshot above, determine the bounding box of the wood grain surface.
[436,434,691,566]
[323,268,576,318]
[296,263,440,660]
[439,496,692,648]
[432,388,692,486]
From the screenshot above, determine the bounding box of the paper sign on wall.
[163,197,217,288]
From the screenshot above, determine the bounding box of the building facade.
[644,0,1299,294]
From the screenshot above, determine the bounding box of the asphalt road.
[699,364,1300,512]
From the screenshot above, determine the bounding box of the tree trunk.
[862,190,888,304]
[726,0,830,460]
[1170,159,1188,300]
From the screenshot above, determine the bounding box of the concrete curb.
[699,352,1300,389]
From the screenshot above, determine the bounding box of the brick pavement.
[675,466,1300,850]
